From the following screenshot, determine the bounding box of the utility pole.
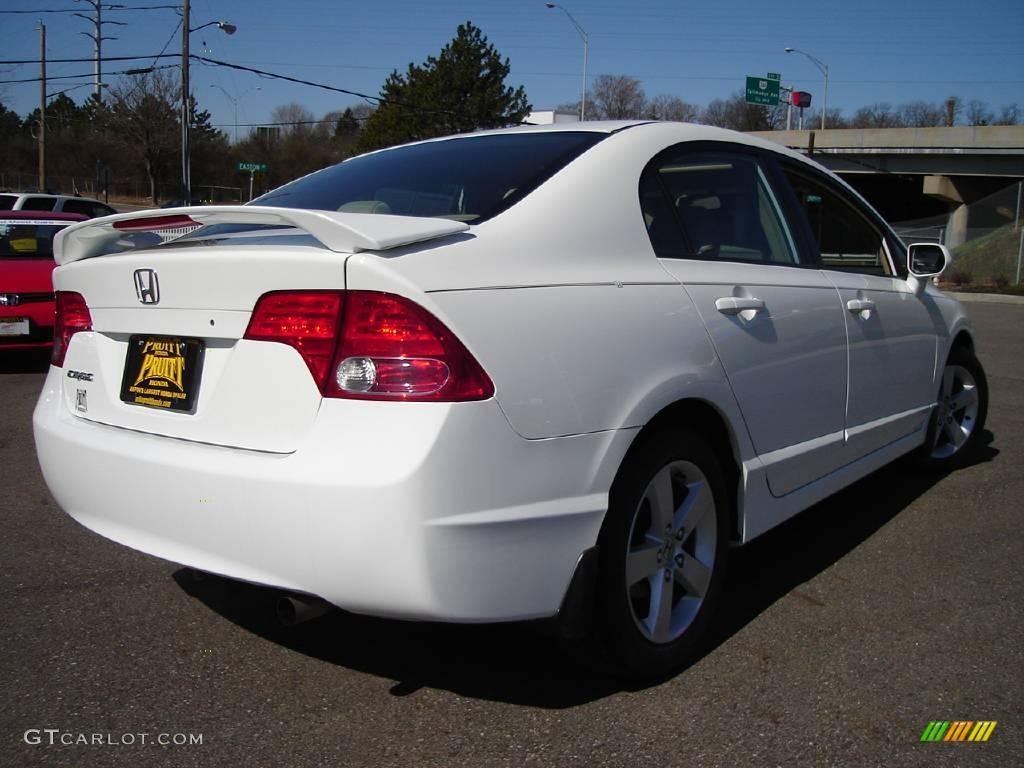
[181,0,191,205]
[38,22,46,192]
[74,0,126,102]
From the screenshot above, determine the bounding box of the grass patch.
[952,224,1023,284]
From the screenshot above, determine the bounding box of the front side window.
[782,169,893,276]
[62,200,94,217]
[639,149,798,265]
[251,132,606,224]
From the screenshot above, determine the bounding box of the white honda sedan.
[34,122,987,679]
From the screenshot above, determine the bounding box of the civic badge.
[133,269,160,305]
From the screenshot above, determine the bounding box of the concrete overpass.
[748,126,1024,247]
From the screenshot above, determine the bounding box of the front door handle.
[846,298,876,314]
[715,296,765,315]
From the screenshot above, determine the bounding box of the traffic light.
[792,91,812,108]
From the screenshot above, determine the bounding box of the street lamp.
[209,84,261,144]
[182,0,236,205]
[545,3,588,121]
[785,47,829,130]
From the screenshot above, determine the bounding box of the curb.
[942,291,1024,305]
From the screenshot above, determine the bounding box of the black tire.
[915,346,988,472]
[590,429,729,681]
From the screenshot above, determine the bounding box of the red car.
[1,211,86,351]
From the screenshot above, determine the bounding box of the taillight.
[243,292,344,388]
[51,291,92,367]
[243,290,493,402]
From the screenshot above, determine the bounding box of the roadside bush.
[993,274,1010,290]
[947,269,972,287]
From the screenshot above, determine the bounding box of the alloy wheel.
[624,460,717,644]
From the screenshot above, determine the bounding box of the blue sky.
[2,0,1022,131]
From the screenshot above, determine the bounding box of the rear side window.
[20,197,57,212]
[782,169,894,277]
[251,132,606,223]
[639,149,798,265]
[0,195,16,210]
[0,222,67,259]
[62,199,113,218]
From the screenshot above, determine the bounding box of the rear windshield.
[250,132,606,223]
[0,221,69,259]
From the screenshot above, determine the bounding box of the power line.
[192,56,384,104]
[193,55,451,115]
[0,54,178,65]
[0,64,177,85]
[211,117,372,128]
[0,4,179,11]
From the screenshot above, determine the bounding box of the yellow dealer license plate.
[119,335,205,413]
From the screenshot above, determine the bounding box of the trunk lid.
[52,208,468,453]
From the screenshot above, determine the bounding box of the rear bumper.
[34,366,632,622]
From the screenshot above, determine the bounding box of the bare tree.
[850,103,904,128]
[898,101,945,127]
[800,107,847,130]
[995,104,1021,125]
[271,103,317,137]
[590,75,646,119]
[966,99,994,126]
[699,92,777,131]
[106,70,179,205]
[646,94,699,122]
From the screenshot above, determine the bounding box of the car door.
[641,144,849,497]
[777,163,938,459]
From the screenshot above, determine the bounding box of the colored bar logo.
[920,721,997,742]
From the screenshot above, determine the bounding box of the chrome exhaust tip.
[275,594,333,627]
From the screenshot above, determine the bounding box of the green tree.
[357,22,530,152]
[189,99,231,201]
[334,107,359,137]
[0,102,31,182]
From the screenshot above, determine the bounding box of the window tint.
[783,169,893,276]
[20,197,57,212]
[251,132,606,223]
[639,150,798,265]
[62,200,94,217]
[0,195,16,210]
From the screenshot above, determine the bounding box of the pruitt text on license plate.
[119,336,205,413]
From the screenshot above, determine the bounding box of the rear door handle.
[715,296,765,315]
[846,298,876,314]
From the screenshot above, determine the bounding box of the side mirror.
[906,242,951,295]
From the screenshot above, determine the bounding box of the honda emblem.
[133,269,160,305]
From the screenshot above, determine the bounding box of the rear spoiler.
[52,205,470,265]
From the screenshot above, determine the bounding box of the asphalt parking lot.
[2,301,1021,768]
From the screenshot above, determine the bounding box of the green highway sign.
[238,162,268,173]
[745,76,780,106]
[767,72,781,81]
